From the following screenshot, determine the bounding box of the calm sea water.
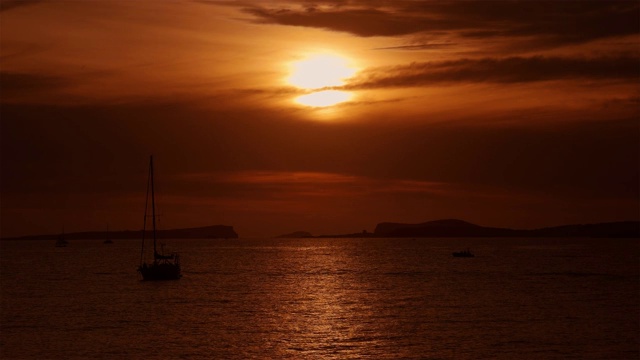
[1,237,638,359]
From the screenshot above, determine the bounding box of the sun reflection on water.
[266,243,378,357]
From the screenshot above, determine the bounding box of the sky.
[1,0,638,238]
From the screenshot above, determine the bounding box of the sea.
[1,237,638,359]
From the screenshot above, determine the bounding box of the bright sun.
[287,53,356,107]
[296,90,352,107]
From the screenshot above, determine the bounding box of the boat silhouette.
[137,156,181,280]
[55,233,68,247]
[103,224,113,244]
[452,249,474,257]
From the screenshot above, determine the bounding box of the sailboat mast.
[140,156,152,265]
[150,155,158,257]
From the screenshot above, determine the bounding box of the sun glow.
[296,90,352,107]
[288,54,356,89]
[288,53,357,107]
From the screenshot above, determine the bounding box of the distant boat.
[137,156,181,281]
[103,224,113,244]
[55,229,68,247]
[452,249,474,257]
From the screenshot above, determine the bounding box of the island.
[372,219,640,238]
[309,219,639,238]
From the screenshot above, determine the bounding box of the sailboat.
[55,229,68,247]
[103,224,113,244]
[137,155,181,280]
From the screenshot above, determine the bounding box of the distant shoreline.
[287,219,640,239]
[368,219,640,239]
[3,219,638,240]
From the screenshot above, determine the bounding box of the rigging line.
[140,156,152,265]
[151,155,158,258]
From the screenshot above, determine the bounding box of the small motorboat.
[452,249,474,257]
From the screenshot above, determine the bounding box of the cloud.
[0,71,70,101]
[0,0,43,12]
[175,170,449,199]
[243,7,426,37]
[2,99,637,236]
[238,1,639,48]
[345,55,640,89]
[373,41,457,51]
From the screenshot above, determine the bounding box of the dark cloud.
[346,55,640,88]
[2,100,638,236]
[0,0,43,12]
[445,1,639,44]
[240,1,639,48]
[373,42,456,51]
[2,101,637,200]
[243,7,427,37]
[0,71,70,100]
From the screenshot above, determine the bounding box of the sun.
[296,90,352,107]
[287,53,357,107]
[288,54,356,89]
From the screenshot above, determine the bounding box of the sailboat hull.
[138,262,182,281]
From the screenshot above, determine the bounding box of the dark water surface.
[1,238,638,359]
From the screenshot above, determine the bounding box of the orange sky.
[1,0,638,237]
